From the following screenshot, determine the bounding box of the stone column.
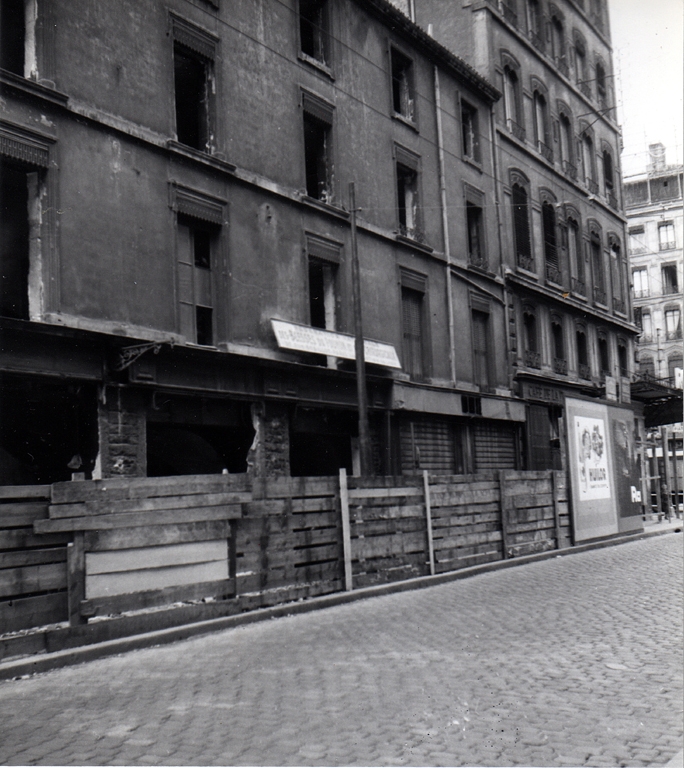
[96,386,147,478]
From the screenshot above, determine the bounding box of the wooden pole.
[67,532,87,626]
[339,468,353,591]
[498,470,510,559]
[423,470,435,576]
[349,182,372,476]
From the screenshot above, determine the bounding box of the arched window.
[523,306,540,368]
[542,199,560,283]
[533,89,552,160]
[596,60,607,107]
[574,32,588,92]
[559,110,575,177]
[503,65,524,139]
[511,177,533,270]
[603,147,614,193]
[527,0,544,50]
[609,236,624,311]
[551,315,566,373]
[576,324,590,378]
[581,128,596,191]
[550,12,567,71]
[639,355,655,379]
[567,213,585,294]
[589,226,605,304]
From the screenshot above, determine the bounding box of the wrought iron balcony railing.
[563,161,577,181]
[507,118,526,142]
[586,178,599,195]
[538,140,554,163]
[593,286,607,305]
[553,358,568,375]
[469,252,489,271]
[571,277,586,296]
[612,297,626,314]
[579,363,591,380]
[524,350,542,369]
[546,263,562,285]
[517,254,535,272]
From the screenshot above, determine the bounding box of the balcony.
[538,140,554,163]
[579,363,591,380]
[506,118,526,142]
[612,297,626,314]
[666,329,683,341]
[517,254,535,272]
[633,288,649,299]
[398,224,427,245]
[469,252,489,271]
[607,190,619,210]
[524,350,541,369]
[553,358,568,375]
[556,57,569,77]
[563,160,577,181]
[546,263,562,284]
[593,286,607,305]
[579,81,592,99]
[663,283,680,295]
[586,178,599,195]
[629,246,647,256]
[571,277,586,296]
[659,241,677,251]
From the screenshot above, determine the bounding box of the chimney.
[648,143,666,172]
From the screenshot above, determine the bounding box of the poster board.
[608,406,643,533]
[566,398,618,541]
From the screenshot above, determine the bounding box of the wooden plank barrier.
[0,486,69,634]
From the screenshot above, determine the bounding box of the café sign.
[271,319,402,369]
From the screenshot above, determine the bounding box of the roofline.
[357,0,502,104]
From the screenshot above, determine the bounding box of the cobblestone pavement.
[0,534,681,767]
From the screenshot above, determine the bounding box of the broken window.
[466,199,486,269]
[174,42,212,151]
[397,162,420,240]
[662,263,679,294]
[0,161,32,320]
[512,181,532,270]
[461,100,480,162]
[177,216,219,346]
[303,111,332,201]
[299,0,329,65]
[391,47,415,122]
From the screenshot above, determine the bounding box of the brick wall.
[97,386,147,477]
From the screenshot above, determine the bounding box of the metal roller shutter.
[473,421,518,471]
[400,418,456,473]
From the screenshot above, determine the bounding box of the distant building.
[624,144,683,515]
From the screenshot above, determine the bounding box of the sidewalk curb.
[0,525,680,682]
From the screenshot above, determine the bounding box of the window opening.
[308,259,336,331]
[397,163,420,240]
[527,0,544,50]
[551,317,566,373]
[641,311,653,341]
[391,48,415,121]
[472,310,490,388]
[668,353,683,384]
[568,217,584,294]
[523,308,540,368]
[639,355,655,379]
[177,217,217,346]
[598,333,610,376]
[0,0,26,75]
[618,340,628,377]
[299,0,329,65]
[596,61,607,106]
[603,148,614,191]
[576,326,590,378]
[591,233,605,304]
[551,16,567,71]
[658,222,676,251]
[628,225,645,255]
[534,90,552,161]
[467,201,486,269]
[662,264,679,294]
[402,286,425,379]
[0,161,31,320]
[512,182,532,270]
[174,43,211,151]
[582,132,597,192]
[542,201,560,283]
[559,113,575,177]
[632,267,648,298]
[665,308,682,340]
[461,100,480,162]
[303,111,332,202]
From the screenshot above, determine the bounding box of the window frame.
[470,295,492,390]
[632,267,649,299]
[389,44,417,126]
[661,263,679,294]
[400,269,430,380]
[658,221,676,251]
[501,53,524,140]
[522,304,540,368]
[459,96,481,164]
[541,193,560,284]
[301,89,335,204]
[532,81,552,161]
[394,144,423,243]
[510,170,533,271]
[464,184,487,270]
[297,0,331,71]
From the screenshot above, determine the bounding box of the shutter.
[473,421,517,471]
[177,224,195,340]
[400,418,456,473]
[472,311,489,388]
[402,289,423,378]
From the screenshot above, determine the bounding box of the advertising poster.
[565,398,618,542]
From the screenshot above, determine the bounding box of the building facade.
[624,143,683,515]
[1,0,537,485]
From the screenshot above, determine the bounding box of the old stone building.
[0,0,542,484]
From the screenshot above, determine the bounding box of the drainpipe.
[434,65,456,386]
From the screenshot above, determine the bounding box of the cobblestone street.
[0,534,681,767]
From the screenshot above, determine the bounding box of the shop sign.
[521,382,564,404]
[271,319,401,369]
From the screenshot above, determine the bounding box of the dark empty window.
[461,100,480,162]
[603,149,614,192]
[503,66,523,137]
[596,61,607,105]
[467,201,486,269]
[533,90,551,160]
[0,0,26,75]
[559,113,574,173]
[551,317,565,361]
[397,163,420,239]
[523,308,540,368]
[582,132,596,188]
[472,310,490,388]
[662,264,679,294]
[542,201,560,283]
[402,286,425,379]
[308,259,336,331]
[299,0,329,65]
[568,217,584,293]
[178,217,218,346]
[618,340,628,377]
[391,48,415,121]
[303,112,332,202]
[174,44,211,151]
[512,182,532,270]
[0,162,30,319]
[577,327,590,377]
[591,232,605,302]
[598,333,610,376]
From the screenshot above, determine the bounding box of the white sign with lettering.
[575,415,611,500]
[271,319,402,369]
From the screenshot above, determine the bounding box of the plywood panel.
[86,540,228,575]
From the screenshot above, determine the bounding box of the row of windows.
[509,170,626,309]
[628,221,678,255]
[638,352,683,384]
[521,308,629,380]
[496,0,609,97]
[634,307,683,343]
[632,264,680,299]
[502,56,617,203]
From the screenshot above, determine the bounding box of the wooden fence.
[0,469,571,638]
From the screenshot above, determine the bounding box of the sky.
[608,0,684,177]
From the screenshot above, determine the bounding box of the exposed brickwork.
[97,387,147,478]
[247,402,290,477]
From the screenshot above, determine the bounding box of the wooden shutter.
[525,405,552,470]
[472,310,489,388]
[177,223,195,340]
[473,422,517,471]
[402,288,423,378]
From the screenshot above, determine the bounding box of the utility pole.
[349,182,372,476]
